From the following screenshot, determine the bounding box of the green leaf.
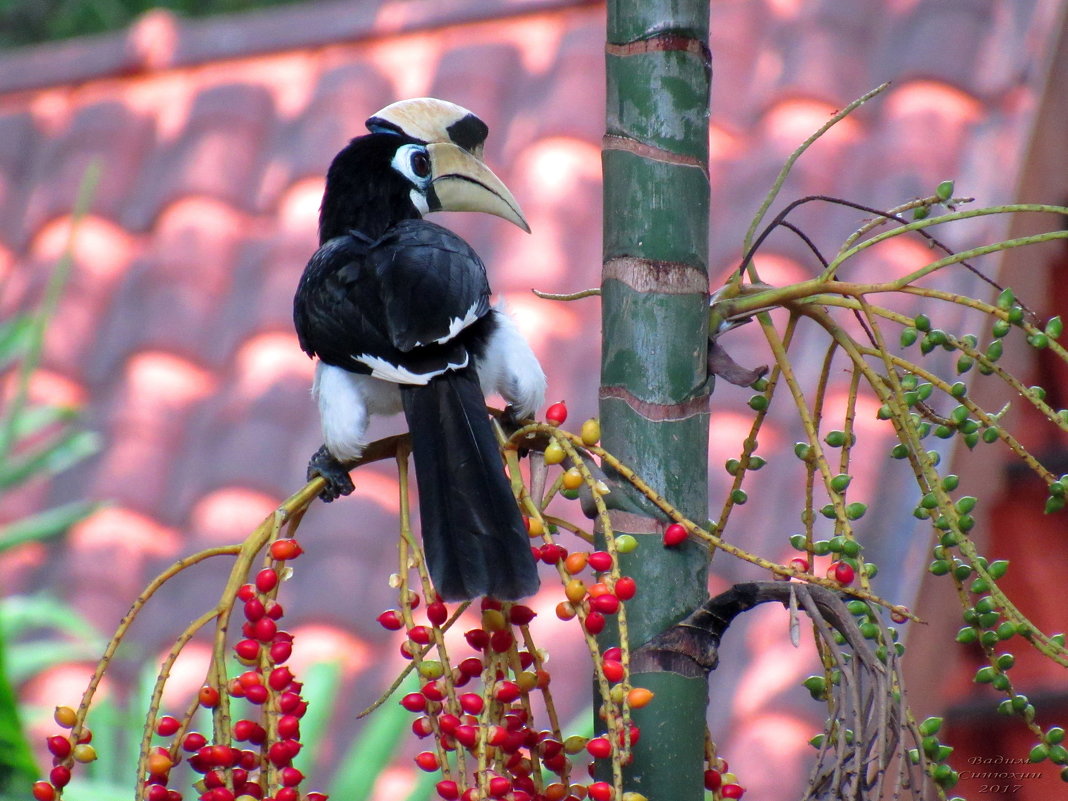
[0,500,98,553]
[0,429,102,491]
[0,613,38,797]
[294,661,344,758]
[328,672,418,801]
[0,316,33,370]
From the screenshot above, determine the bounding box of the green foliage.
[0,0,318,48]
[0,168,101,798]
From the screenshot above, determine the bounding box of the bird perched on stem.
[294,99,544,601]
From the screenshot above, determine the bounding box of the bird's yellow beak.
[427,142,530,233]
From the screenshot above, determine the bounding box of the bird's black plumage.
[294,132,540,600]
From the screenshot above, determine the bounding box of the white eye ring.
[392,144,432,187]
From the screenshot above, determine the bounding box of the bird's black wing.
[368,219,492,353]
[294,222,491,383]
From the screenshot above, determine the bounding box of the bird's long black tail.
[400,368,540,601]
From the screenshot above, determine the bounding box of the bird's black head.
[318,133,434,244]
[318,124,528,245]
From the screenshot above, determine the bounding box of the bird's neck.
[318,174,421,244]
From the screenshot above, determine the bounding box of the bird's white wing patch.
[422,299,484,346]
[353,352,469,384]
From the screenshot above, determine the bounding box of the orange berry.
[564,552,589,574]
[627,687,654,708]
[53,706,77,728]
[562,468,583,490]
[564,578,587,604]
[147,750,173,776]
[72,743,97,763]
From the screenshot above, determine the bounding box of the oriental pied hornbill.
[294,99,544,601]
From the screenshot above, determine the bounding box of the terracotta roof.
[2,0,1066,796]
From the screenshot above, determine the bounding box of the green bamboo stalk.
[601,3,711,799]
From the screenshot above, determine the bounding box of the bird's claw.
[307,445,354,502]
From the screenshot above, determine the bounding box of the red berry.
[238,670,262,689]
[721,783,745,799]
[494,681,521,703]
[279,692,301,714]
[269,666,294,691]
[265,599,284,620]
[268,742,292,767]
[408,625,431,645]
[145,784,169,801]
[586,737,612,759]
[830,561,855,585]
[233,719,258,742]
[156,715,181,738]
[400,693,427,712]
[253,617,277,642]
[663,523,687,546]
[427,601,448,627]
[488,777,512,797]
[280,766,304,786]
[891,607,910,624]
[508,605,537,626]
[276,789,298,801]
[376,610,404,630]
[234,639,260,661]
[490,630,515,653]
[270,639,293,663]
[255,568,278,593]
[457,692,484,715]
[270,538,303,560]
[545,401,568,425]
[412,716,433,737]
[436,780,460,800]
[464,628,489,650]
[46,735,72,758]
[236,584,256,602]
[603,646,622,661]
[587,781,613,801]
[422,681,445,702]
[704,769,722,790]
[244,598,265,621]
[539,543,565,564]
[414,751,439,771]
[49,766,71,788]
[438,713,460,734]
[601,659,624,683]
[182,732,207,751]
[458,656,484,677]
[591,594,620,615]
[454,724,479,748]
[32,782,56,801]
[198,686,220,708]
[584,611,606,635]
[614,576,637,600]
[789,556,809,573]
[588,551,613,572]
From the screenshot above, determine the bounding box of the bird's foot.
[307,445,354,502]
[499,405,535,456]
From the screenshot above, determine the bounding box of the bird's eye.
[410,150,431,178]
